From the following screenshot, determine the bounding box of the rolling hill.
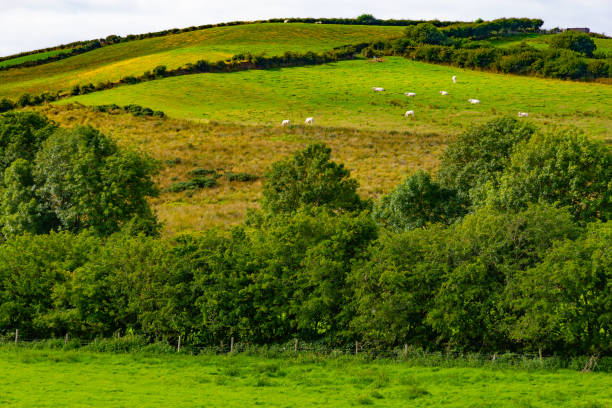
[60,57,612,139]
[0,23,403,99]
[4,21,612,234]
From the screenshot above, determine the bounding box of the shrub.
[550,31,596,57]
[226,172,259,182]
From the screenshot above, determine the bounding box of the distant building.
[564,27,590,33]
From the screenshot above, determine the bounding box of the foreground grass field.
[39,104,446,234]
[0,348,610,407]
[0,23,403,99]
[61,57,612,140]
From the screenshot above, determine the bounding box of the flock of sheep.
[281,75,529,126]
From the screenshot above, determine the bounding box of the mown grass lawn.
[0,23,403,98]
[0,348,610,407]
[61,57,612,140]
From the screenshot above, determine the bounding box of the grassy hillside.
[0,49,72,68]
[40,104,446,235]
[492,32,612,56]
[0,23,403,99]
[1,348,610,407]
[60,57,612,140]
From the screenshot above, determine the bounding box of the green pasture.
[0,348,610,407]
[61,57,612,139]
[0,49,72,68]
[492,33,612,56]
[0,23,403,98]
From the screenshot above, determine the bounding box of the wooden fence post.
[355,341,359,355]
[65,333,69,345]
[538,348,542,362]
[220,340,224,352]
[294,339,298,355]
[177,336,181,352]
[14,329,18,344]
[404,344,408,357]
[230,337,234,354]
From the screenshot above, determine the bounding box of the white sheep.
[468,98,480,104]
[440,91,448,95]
[305,117,314,125]
[405,110,415,117]
[281,120,290,126]
[518,112,529,117]
[404,92,417,97]
[372,87,385,92]
[452,75,457,83]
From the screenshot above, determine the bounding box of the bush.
[226,172,259,182]
[550,31,596,57]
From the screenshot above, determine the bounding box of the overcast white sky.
[1,0,610,57]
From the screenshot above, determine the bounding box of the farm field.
[491,33,612,56]
[60,57,612,140]
[0,23,404,99]
[39,104,446,234]
[0,49,72,68]
[0,348,610,408]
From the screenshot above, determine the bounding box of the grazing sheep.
[372,87,385,92]
[468,98,480,104]
[440,91,448,95]
[452,75,457,83]
[281,119,290,126]
[518,112,529,117]
[405,110,415,117]
[284,19,290,23]
[405,92,417,97]
[305,117,314,125]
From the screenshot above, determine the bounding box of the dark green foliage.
[436,117,536,204]
[0,99,15,113]
[0,112,56,175]
[32,126,160,236]
[404,23,447,45]
[510,222,612,355]
[153,65,167,77]
[426,204,579,351]
[165,177,217,192]
[0,232,98,338]
[262,144,365,214]
[550,31,597,57]
[373,170,465,231]
[226,172,259,182]
[486,129,612,222]
[165,169,220,192]
[0,120,609,358]
[0,114,159,238]
[188,168,218,177]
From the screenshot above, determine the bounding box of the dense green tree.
[427,204,580,351]
[550,30,596,57]
[436,117,535,204]
[0,112,56,175]
[373,170,465,231]
[509,222,611,355]
[404,23,447,45]
[261,144,365,214]
[33,126,160,235]
[350,226,448,348]
[0,159,55,237]
[0,99,15,113]
[486,129,612,222]
[0,232,97,337]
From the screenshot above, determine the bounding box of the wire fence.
[1,331,608,372]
